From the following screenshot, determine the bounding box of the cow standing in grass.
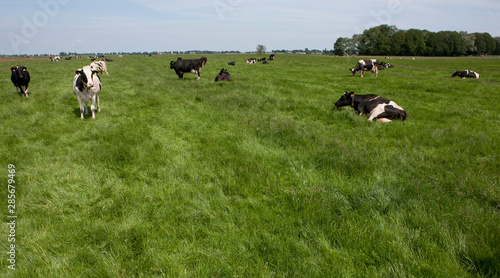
[350,59,379,77]
[11,65,30,97]
[170,58,203,79]
[335,91,406,122]
[73,66,101,119]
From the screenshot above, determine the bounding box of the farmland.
[0,54,499,277]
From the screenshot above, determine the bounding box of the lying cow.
[350,59,379,77]
[451,70,479,79]
[335,91,406,122]
[246,58,257,64]
[215,68,231,82]
[73,66,101,119]
[269,54,275,60]
[11,65,30,97]
[170,58,203,79]
[90,60,108,76]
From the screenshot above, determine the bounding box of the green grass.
[0,54,499,277]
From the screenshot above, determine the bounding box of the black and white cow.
[246,58,257,64]
[11,65,30,97]
[335,91,406,122]
[451,70,480,79]
[350,59,379,77]
[72,66,101,119]
[170,58,203,79]
[269,54,275,60]
[90,60,108,76]
[215,68,231,82]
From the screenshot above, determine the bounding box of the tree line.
[334,25,500,56]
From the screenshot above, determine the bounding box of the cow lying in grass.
[215,68,231,82]
[335,91,407,122]
[451,70,480,78]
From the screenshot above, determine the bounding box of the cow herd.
[9,55,481,122]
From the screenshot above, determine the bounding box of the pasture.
[0,54,499,277]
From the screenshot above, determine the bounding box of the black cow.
[11,65,30,97]
[170,59,203,79]
[451,70,479,79]
[227,61,235,66]
[200,57,208,71]
[215,68,231,82]
[269,54,275,60]
[335,91,406,122]
[350,59,379,77]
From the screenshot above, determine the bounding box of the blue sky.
[1,0,499,54]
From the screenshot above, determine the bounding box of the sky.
[1,0,499,55]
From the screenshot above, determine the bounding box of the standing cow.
[73,66,101,119]
[335,91,406,122]
[90,60,108,76]
[350,59,379,77]
[170,58,203,79]
[11,65,30,97]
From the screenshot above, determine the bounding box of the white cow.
[90,60,108,76]
[72,66,101,119]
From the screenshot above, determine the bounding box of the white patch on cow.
[475,72,480,78]
[377,118,392,123]
[388,100,404,111]
[368,103,386,121]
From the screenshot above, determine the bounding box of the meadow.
[0,54,499,277]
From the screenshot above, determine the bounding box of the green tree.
[460,31,477,55]
[333,37,347,56]
[402,29,426,56]
[473,33,496,55]
[256,45,266,55]
[358,25,398,55]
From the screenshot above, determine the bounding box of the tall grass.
[0,54,499,277]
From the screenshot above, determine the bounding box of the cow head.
[170,61,176,69]
[335,91,355,107]
[11,66,28,79]
[450,71,460,78]
[75,66,98,88]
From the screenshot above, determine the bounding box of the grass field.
[0,54,499,277]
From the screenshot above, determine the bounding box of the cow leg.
[96,94,100,112]
[196,70,200,80]
[77,96,85,119]
[360,70,364,78]
[377,118,392,123]
[90,96,96,119]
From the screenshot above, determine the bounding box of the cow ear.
[349,92,355,97]
[75,69,83,75]
[11,67,15,71]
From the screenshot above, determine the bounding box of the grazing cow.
[170,59,203,79]
[335,91,406,122]
[90,61,109,76]
[11,65,30,97]
[350,59,379,77]
[72,66,101,119]
[451,70,480,79]
[269,54,275,60]
[246,58,257,64]
[227,61,235,66]
[215,68,231,82]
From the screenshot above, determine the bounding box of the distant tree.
[333,37,347,56]
[473,33,496,55]
[460,31,477,55]
[256,45,266,55]
[358,25,398,55]
[390,30,405,55]
[494,37,500,55]
[402,29,426,56]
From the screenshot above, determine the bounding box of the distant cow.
[215,68,231,82]
[269,54,275,60]
[90,61,108,76]
[335,91,406,122]
[227,61,235,66]
[170,59,203,79]
[350,59,379,77]
[451,70,480,79]
[73,66,101,119]
[11,65,30,97]
[246,58,257,64]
